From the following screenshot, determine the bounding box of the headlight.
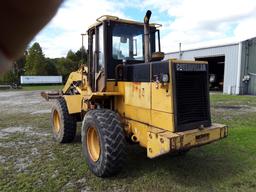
[161,74,169,83]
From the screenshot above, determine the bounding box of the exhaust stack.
[144,10,152,63]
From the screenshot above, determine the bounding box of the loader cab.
[87,16,161,91]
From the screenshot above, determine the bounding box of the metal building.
[240,37,256,95]
[165,37,256,95]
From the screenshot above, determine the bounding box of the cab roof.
[88,15,162,30]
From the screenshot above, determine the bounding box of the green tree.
[65,50,79,71]
[0,70,18,84]
[75,47,87,65]
[25,42,47,75]
[54,59,75,82]
[45,58,58,75]
[67,50,78,62]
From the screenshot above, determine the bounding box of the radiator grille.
[174,65,211,132]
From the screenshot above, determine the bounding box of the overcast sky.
[33,0,256,58]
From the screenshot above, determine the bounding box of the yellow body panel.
[115,81,125,94]
[151,62,173,113]
[125,82,151,109]
[151,83,173,113]
[106,81,116,92]
[64,95,83,114]
[151,110,174,132]
[113,81,175,132]
[125,105,151,125]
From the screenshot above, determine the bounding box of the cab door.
[88,24,106,92]
[95,24,106,92]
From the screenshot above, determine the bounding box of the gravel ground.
[1,90,256,192]
[0,91,51,114]
[0,91,52,171]
[0,90,91,191]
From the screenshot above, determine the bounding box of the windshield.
[112,23,144,61]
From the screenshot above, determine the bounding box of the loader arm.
[62,66,90,95]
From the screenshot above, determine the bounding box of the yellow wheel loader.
[42,10,228,177]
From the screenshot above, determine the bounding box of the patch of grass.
[0,93,256,191]
[21,85,63,91]
[210,93,256,107]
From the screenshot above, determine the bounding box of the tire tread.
[52,98,76,143]
[82,109,127,177]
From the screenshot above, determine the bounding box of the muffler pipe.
[144,10,152,63]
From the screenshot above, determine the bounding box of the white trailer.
[20,76,62,84]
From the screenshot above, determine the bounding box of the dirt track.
[0,91,51,170]
[0,90,52,142]
[0,91,51,114]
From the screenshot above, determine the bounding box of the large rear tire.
[81,109,127,177]
[51,98,77,143]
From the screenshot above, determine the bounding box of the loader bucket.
[41,91,62,101]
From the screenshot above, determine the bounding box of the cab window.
[112,23,144,61]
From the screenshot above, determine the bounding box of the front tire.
[81,109,127,177]
[51,98,77,143]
